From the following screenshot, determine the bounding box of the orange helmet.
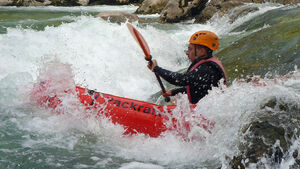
[189,31,219,50]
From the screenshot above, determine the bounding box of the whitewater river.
[0,3,300,169]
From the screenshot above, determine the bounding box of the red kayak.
[30,81,215,138]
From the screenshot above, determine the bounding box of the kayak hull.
[31,82,214,138]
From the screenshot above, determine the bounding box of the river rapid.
[0,3,300,169]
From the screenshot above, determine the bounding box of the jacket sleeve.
[153,66,191,86]
[171,87,186,96]
[153,63,219,87]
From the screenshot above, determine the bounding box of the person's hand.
[147,59,158,72]
[161,89,172,97]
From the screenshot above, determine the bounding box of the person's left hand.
[161,89,172,97]
[147,59,157,72]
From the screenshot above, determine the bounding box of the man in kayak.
[148,31,227,104]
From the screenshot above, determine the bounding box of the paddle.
[127,23,170,102]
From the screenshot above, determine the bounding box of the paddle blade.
[127,23,151,60]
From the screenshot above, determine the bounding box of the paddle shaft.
[148,58,171,102]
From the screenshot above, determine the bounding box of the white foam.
[0,4,299,168]
[120,162,164,169]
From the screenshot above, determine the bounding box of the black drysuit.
[154,57,226,104]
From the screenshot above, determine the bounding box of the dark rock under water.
[230,96,300,168]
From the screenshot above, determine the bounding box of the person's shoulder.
[196,61,214,69]
[205,61,225,77]
[195,61,221,74]
[205,61,221,69]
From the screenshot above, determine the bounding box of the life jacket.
[186,56,227,103]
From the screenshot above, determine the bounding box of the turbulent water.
[0,3,300,169]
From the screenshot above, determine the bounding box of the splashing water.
[0,3,299,169]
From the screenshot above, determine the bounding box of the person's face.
[186,44,196,62]
[186,44,204,62]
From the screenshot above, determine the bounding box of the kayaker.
[148,31,227,104]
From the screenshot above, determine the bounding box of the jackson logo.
[105,96,162,117]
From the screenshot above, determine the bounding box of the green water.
[217,5,300,82]
[0,9,97,34]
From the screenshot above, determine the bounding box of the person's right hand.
[147,59,157,72]
[161,89,172,97]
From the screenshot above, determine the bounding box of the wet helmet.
[189,31,219,50]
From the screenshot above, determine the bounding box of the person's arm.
[148,59,192,86]
[171,87,186,96]
[148,59,218,88]
[154,66,193,86]
[155,63,220,88]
